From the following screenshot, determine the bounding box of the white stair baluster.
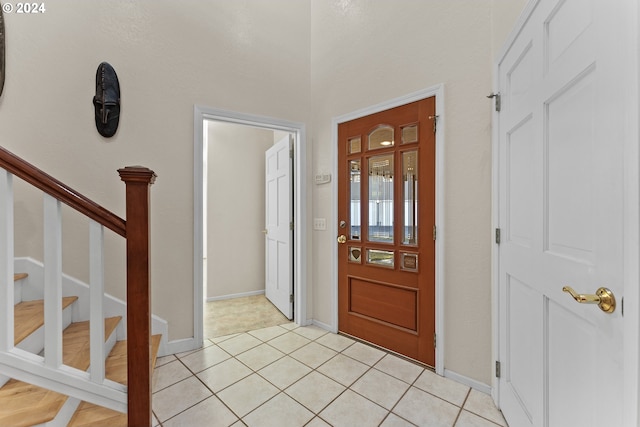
[89,220,105,383]
[43,194,63,368]
[0,170,14,352]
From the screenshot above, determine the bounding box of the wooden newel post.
[118,166,156,427]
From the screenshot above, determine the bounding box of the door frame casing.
[490,0,640,423]
[193,105,308,349]
[331,84,445,375]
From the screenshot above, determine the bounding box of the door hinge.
[487,93,501,112]
[495,360,501,378]
[433,225,437,241]
[290,221,294,231]
[433,333,437,349]
[290,294,294,303]
[495,228,501,244]
[428,115,439,133]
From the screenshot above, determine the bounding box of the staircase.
[0,146,159,426]
[0,273,162,426]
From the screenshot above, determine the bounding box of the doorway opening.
[204,122,292,337]
[194,106,307,348]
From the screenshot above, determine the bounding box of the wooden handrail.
[1,146,157,425]
[0,146,126,237]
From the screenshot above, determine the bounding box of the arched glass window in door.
[368,125,394,150]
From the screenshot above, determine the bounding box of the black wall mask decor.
[93,62,120,138]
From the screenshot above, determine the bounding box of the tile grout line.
[451,388,472,426]
[229,332,373,425]
[155,355,238,425]
[158,325,502,427]
[205,329,342,424]
[246,332,349,419]
[262,331,417,426]
[381,356,430,427]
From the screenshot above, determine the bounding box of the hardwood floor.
[68,335,162,427]
[0,316,121,426]
[14,296,77,344]
[6,272,162,426]
[4,281,163,427]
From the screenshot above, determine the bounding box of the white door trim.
[491,0,639,423]
[193,105,308,349]
[331,84,445,374]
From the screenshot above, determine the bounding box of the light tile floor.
[204,296,289,338]
[152,324,508,427]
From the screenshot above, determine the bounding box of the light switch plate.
[313,218,326,230]
[314,173,331,185]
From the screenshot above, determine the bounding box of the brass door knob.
[562,286,616,314]
[337,235,347,244]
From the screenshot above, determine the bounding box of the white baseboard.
[312,319,334,332]
[163,317,317,357]
[444,368,492,395]
[164,337,199,355]
[206,289,264,302]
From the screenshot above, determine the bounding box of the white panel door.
[265,135,293,319]
[497,0,635,426]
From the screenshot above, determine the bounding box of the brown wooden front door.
[338,97,436,366]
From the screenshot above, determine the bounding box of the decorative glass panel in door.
[350,160,361,240]
[368,154,394,243]
[402,151,418,245]
[368,125,394,150]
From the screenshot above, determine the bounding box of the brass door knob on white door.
[337,235,347,244]
[562,286,616,314]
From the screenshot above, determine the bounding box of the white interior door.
[265,135,293,319]
[496,0,635,426]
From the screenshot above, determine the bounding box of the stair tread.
[0,316,122,427]
[64,317,122,370]
[67,334,162,427]
[13,273,28,281]
[14,296,78,345]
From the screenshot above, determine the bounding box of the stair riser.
[17,304,74,355]
[15,300,118,363]
[43,330,116,427]
[15,257,169,354]
[14,278,22,305]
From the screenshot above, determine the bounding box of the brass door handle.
[262,229,268,235]
[337,235,347,244]
[562,286,616,314]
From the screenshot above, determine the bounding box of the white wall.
[309,0,526,385]
[1,0,527,386]
[3,0,311,341]
[492,0,529,58]
[206,122,273,299]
